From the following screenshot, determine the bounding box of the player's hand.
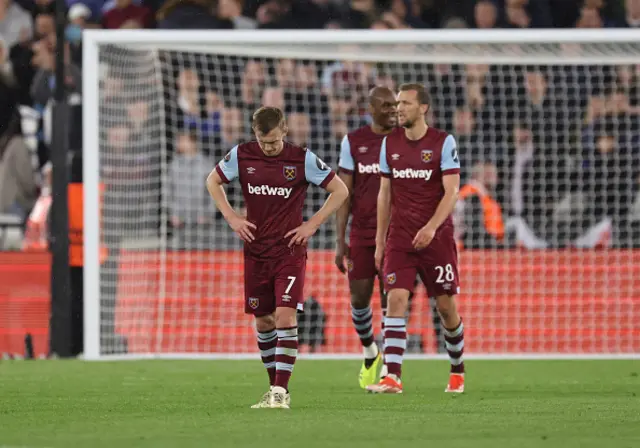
[228,214,257,243]
[413,225,436,250]
[285,221,319,247]
[374,243,384,272]
[334,241,350,274]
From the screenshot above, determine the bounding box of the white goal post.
[82,29,640,361]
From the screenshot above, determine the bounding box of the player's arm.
[285,151,349,247]
[335,135,354,272]
[335,171,353,241]
[375,137,391,270]
[376,177,391,246]
[413,135,461,250]
[206,146,256,242]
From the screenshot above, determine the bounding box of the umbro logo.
[358,146,368,153]
[391,154,400,160]
[246,167,255,174]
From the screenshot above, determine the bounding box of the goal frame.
[82,29,640,361]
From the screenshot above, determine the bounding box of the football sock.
[274,326,298,391]
[351,305,378,367]
[383,316,407,379]
[257,329,277,386]
[381,306,387,336]
[444,319,465,374]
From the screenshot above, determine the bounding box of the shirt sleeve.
[305,150,335,188]
[379,137,391,177]
[215,145,239,183]
[441,134,461,175]
[338,135,355,173]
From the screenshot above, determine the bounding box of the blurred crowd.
[1,0,640,252]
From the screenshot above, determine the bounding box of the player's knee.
[435,295,457,321]
[275,307,297,329]
[255,313,276,332]
[350,292,371,309]
[349,279,374,309]
[387,289,410,316]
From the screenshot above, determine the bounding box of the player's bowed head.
[252,106,289,157]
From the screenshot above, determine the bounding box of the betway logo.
[247,183,293,198]
[392,168,433,180]
[358,162,381,174]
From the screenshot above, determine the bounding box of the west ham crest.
[386,273,397,285]
[283,165,297,181]
[248,297,259,309]
[347,259,354,272]
[421,150,433,163]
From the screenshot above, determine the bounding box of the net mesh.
[95,39,640,357]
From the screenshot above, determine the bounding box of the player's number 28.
[435,264,455,283]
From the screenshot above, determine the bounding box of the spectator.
[217,0,257,29]
[388,0,428,28]
[579,116,640,245]
[102,122,157,238]
[126,100,151,141]
[575,4,604,28]
[66,0,102,21]
[22,161,51,251]
[474,0,498,28]
[24,0,56,16]
[34,11,54,38]
[66,4,92,65]
[321,54,376,98]
[624,0,640,27]
[103,0,152,29]
[464,64,489,113]
[346,0,378,27]
[255,0,331,29]
[261,85,285,111]
[240,59,267,108]
[182,89,222,138]
[286,111,311,147]
[441,15,468,28]
[30,39,82,110]
[0,0,33,49]
[504,0,531,28]
[275,59,296,90]
[455,161,505,249]
[177,68,200,121]
[0,36,16,87]
[220,106,244,148]
[156,0,229,29]
[452,106,480,184]
[0,106,38,217]
[169,132,214,249]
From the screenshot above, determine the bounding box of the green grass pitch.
[1,360,639,448]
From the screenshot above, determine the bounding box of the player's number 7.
[285,276,296,294]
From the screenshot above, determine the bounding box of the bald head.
[369,86,395,104]
[368,86,397,132]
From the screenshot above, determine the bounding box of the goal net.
[83,30,640,360]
